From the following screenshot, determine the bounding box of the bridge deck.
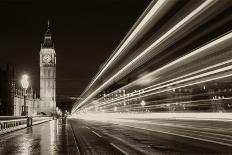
[0,117,232,154]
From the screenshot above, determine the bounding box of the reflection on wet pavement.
[0,119,79,155]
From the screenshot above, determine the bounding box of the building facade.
[14,88,39,116]
[39,20,56,115]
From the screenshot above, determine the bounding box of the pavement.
[0,119,79,155]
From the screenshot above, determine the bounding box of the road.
[0,119,79,155]
[69,119,129,154]
[69,117,232,154]
[1,117,231,154]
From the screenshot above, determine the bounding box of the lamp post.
[21,74,29,116]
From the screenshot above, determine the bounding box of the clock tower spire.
[42,19,54,48]
[40,20,56,115]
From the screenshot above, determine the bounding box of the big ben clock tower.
[40,20,56,115]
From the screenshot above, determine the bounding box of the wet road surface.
[69,118,232,155]
[69,119,127,155]
[0,119,79,155]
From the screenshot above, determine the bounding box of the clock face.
[43,55,51,63]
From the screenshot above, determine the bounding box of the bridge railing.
[0,116,53,135]
[32,116,53,125]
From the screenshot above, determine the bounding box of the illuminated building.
[40,20,56,115]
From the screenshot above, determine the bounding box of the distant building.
[14,87,39,116]
[0,65,15,116]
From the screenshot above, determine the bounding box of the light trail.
[75,113,232,122]
[72,0,218,113]
[81,31,232,112]
[92,70,232,112]
[80,0,173,96]
[80,66,232,112]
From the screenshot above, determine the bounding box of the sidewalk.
[0,119,79,155]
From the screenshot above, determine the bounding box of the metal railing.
[0,116,53,135]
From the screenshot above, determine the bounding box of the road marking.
[117,123,232,147]
[110,143,128,155]
[92,130,102,137]
[70,124,81,155]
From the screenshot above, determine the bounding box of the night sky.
[0,0,150,101]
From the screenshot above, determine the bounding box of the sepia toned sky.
[0,0,151,101]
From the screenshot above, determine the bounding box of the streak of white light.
[142,97,232,109]
[89,66,232,111]
[144,65,232,96]
[76,113,232,122]
[140,56,232,92]
[98,60,232,107]
[145,72,232,99]
[93,31,232,109]
[80,0,170,96]
[72,0,218,113]
[93,53,232,110]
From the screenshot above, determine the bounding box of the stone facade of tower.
[40,20,56,115]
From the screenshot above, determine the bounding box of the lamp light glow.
[141,100,146,106]
[21,74,29,89]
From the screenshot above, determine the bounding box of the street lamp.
[21,74,29,116]
[141,100,146,106]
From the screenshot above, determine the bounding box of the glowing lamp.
[21,74,29,89]
[141,100,146,106]
[21,74,30,116]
